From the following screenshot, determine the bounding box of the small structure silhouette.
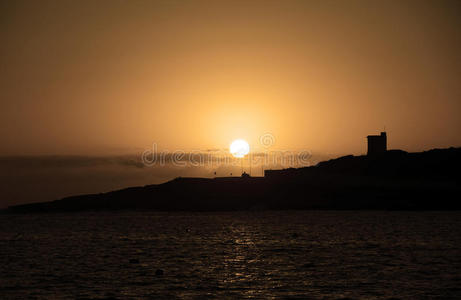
[241,171,250,178]
[367,131,387,155]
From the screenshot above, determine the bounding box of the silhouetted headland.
[5,147,461,213]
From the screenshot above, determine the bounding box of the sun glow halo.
[229,139,250,158]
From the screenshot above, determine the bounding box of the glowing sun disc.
[230,139,250,158]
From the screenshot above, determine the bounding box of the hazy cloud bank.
[0,152,332,208]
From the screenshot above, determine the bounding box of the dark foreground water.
[1,211,460,299]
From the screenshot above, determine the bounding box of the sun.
[230,139,250,158]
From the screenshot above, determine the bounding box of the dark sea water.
[1,211,460,299]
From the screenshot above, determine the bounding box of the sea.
[1,211,460,299]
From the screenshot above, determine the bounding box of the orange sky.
[1,0,460,155]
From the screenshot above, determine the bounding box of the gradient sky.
[1,0,460,155]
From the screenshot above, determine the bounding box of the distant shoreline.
[6,147,461,213]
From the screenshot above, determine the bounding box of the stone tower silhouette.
[367,132,387,155]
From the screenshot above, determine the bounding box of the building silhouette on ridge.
[367,131,387,155]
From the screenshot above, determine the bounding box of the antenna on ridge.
[249,153,251,176]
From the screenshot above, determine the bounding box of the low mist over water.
[0,152,330,208]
